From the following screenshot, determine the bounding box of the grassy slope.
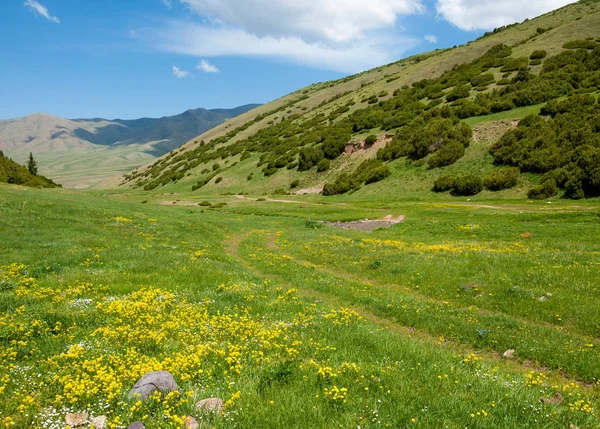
[1,185,600,428]
[110,0,600,198]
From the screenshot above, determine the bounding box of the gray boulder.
[128,371,179,400]
[128,422,145,429]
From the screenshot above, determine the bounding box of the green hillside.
[0,151,59,188]
[116,0,600,202]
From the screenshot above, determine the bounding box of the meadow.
[1,185,599,428]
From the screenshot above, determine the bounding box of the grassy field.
[1,185,599,428]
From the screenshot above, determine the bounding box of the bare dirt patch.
[472,120,519,144]
[325,215,405,231]
[294,186,323,195]
[344,134,393,154]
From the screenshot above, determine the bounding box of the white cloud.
[435,0,577,31]
[151,0,424,73]
[172,65,190,78]
[196,59,220,73]
[24,0,60,23]
[424,34,438,43]
[156,23,420,73]
[179,0,424,44]
[161,0,172,9]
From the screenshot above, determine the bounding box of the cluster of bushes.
[323,159,390,195]
[433,174,483,196]
[0,152,59,188]
[490,94,600,198]
[377,109,472,168]
[483,167,520,190]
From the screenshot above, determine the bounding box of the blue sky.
[0,0,575,119]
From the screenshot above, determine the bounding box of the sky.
[0,0,577,120]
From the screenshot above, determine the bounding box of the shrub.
[563,40,597,50]
[471,73,495,87]
[433,175,456,192]
[446,85,470,102]
[483,167,520,191]
[428,141,466,168]
[198,201,212,207]
[215,177,223,184]
[527,179,557,199]
[453,175,483,196]
[212,163,220,171]
[290,180,300,189]
[365,134,378,145]
[529,59,543,66]
[317,159,331,172]
[530,50,547,60]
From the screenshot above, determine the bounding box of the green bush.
[365,134,378,145]
[563,40,597,50]
[483,167,520,191]
[215,177,223,184]
[428,141,466,168]
[530,50,547,60]
[452,175,483,196]
[471,73,495,87]
[446,85,470,102]
[317,159,331,172]
[527,179,557,199]
[290,180,300,189]
[433,175,456,192]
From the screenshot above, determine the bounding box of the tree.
[27,152,38,176]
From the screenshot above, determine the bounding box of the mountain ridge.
[0,104,260,188]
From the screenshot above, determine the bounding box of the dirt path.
[227,230,597,389]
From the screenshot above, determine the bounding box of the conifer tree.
[27,152,38,176]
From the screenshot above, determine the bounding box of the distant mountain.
[0,105,260,188]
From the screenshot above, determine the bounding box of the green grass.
[1,184,599,428]
[463,103,545,126]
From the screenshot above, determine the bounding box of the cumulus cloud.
[424,34,438,43]
[151,0,424,73]
[196,59,220,73]
[435,0,577,31]
[179,0,424,43]
[156,23,420,73]
[24,0,60,23]
[172,65,190,78]
[161,0,172,9]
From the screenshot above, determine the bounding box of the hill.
[0,151,59,188]
[117,0,600,201]
[0,105,259,188]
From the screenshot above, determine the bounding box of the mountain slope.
[0,151,59,188]
[0,105,259,188]
[118,0,600,200]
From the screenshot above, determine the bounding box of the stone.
[183,416,199,429]
[90,415,108,429]
[539,393,564,405]
[503,349,515,359]
[128,422,145,429]
[65,413,88,427]
[196,397,224,414]
[538,296,549,302]
[128,370,179,400]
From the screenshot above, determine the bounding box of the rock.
[196,397,224,414]
[538,296,549,302]
[128,370,179,400]
[128,422,145,429]
[502,349,515,359]
[65,413,88,427]
[183,416,199,429]
[90,415,108,429]
[570,424,580,429]
[539,393,564,405]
